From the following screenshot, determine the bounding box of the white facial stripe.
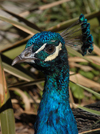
[44,42,62,62]
[51,40,56,42]
[35,43,47,54]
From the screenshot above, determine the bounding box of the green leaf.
[47,11,100,32]
[1,54,33,81]
[0,55,15,134]
[0,15,39,35]
[9,78,45,88]
[0,5,42,32]
[1,35,32,53]
[3,62,33,81]
[79,70,94,79]
[3,44,25,59]
[78,105,100,116]
[70,81,100,99]
[70,82,84,99]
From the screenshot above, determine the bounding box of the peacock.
[12,14,93,134]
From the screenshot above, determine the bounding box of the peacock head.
[12,14,94,72]
[12,31,67,72]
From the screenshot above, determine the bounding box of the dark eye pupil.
[45,45,55,54]
[48,47,54,52]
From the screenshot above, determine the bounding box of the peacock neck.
[35,49,78,134]
[44,62,69,104]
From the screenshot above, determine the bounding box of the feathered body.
[12,14,93,134]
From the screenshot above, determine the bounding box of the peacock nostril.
[24,52,30,57]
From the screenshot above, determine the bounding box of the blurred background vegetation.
[0,0,100,134]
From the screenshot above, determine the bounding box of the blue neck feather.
[34,49,78,134]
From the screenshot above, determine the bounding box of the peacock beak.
[12,56,23,66]
[12,45,38,66]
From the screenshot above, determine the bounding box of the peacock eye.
[44,44,56,54]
